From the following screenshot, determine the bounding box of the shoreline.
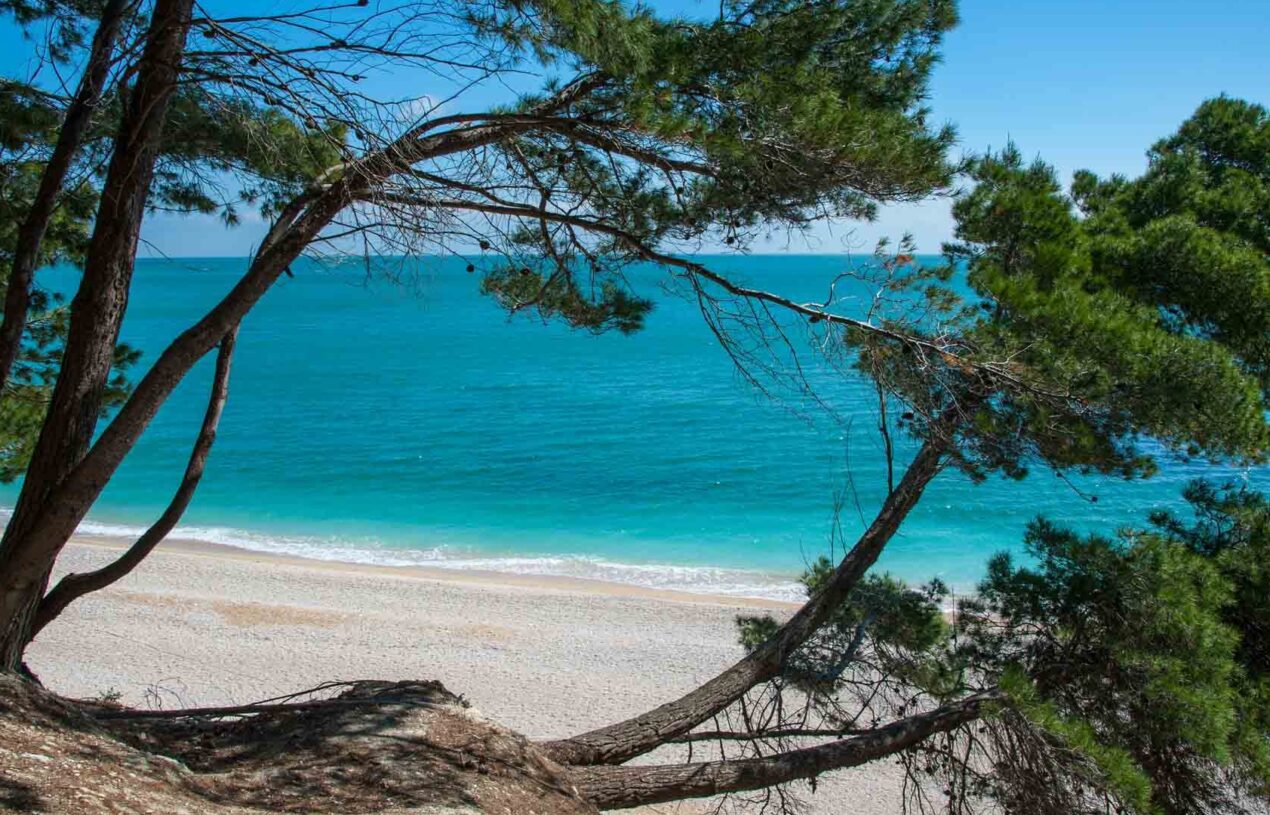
[71,533,801,611]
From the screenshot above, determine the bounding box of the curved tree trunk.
[29,326,238,640]
[571,692,997,810]
[542,434,951,766]
[0,0,132,393]
[0,0,196,673]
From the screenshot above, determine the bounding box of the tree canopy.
[870,98,1269,485]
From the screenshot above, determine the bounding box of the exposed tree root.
[0,675,596,814]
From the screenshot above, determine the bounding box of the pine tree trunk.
[0,0,195,674]
[542,434,951,766]
[0,569,50,672]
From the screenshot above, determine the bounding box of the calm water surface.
[4,256,1263,600]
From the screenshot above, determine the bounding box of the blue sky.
[4,1,1268,257]
[855,0,1270,254]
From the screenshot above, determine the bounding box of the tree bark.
[0,0,132,393]
[29,325,237,640]
[0,0,195,673]
[570,692,996,810]
[542,435,950,766]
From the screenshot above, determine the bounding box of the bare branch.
[30,324,238,636]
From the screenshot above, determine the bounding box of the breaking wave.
[45,513,806,603]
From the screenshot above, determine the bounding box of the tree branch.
[375,194,975,366]
[669,726,871,744]
[541,434,953,766]
[30,324,238,637]
[570,692,998,810]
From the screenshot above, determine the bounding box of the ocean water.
[3,256,1264,601]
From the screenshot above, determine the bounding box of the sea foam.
[32,511,806,603]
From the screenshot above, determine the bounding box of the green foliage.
[931,479,1269,814]
[906,112,1270,810]
[965,516,1249,813]
[1075,97,1270,391]
[898,98,1269,482]
[996,665,1156,812]
[1150,481,1270,799]
[154,90,347,223]
[480,263,650,334]
[723,101,1270,813]
[480,0,958,333]
[0,84,98,265]
[0,290,136,482]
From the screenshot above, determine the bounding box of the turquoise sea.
[3,256,1265,601]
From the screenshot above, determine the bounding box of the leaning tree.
[0,0,1267,812]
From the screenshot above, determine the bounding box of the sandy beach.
[27,537,909,814]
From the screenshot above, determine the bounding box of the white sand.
[28,537,907,814]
